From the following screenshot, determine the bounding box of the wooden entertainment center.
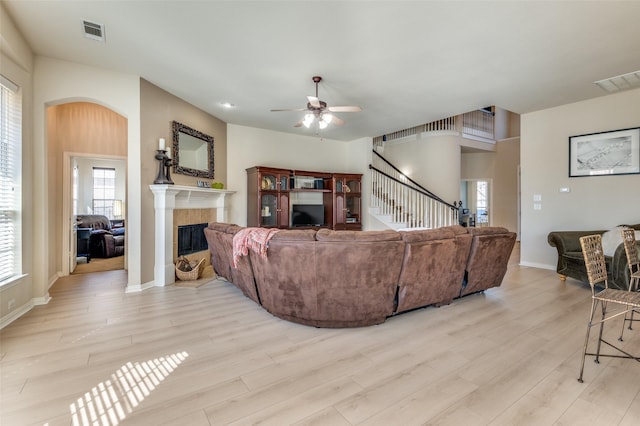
[246,166,362,230]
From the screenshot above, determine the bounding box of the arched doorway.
[47,101,128,276]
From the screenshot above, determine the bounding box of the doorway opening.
[70,156,127,275]
[50,101,128,277]
[459,179,492,227]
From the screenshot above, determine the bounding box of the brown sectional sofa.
[204,223,516,328]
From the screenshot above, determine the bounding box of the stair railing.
[369,153,459,229]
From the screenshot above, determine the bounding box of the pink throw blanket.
[232,227,280,267]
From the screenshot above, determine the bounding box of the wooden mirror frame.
[171,121,215,178]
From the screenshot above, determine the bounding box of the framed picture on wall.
[569,127,640,177]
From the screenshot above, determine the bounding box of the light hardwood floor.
[2,244,640,425]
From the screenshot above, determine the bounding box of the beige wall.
[521,88,640,269]
[140,79,227,284]
[461,137,520,233]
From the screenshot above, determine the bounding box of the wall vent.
[594,70,640,93]
[82,20,105,42]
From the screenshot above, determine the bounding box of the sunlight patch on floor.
[68,352,189,426]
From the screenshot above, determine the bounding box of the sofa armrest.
[547,230,606,273]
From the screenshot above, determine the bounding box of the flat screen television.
[291,204,324,227]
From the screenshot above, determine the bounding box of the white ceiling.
[3,1,640,141]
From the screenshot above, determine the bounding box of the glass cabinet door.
[334,193,346,226]
[346,195,361,224]
[279,175,289,191]
[260,173,277,191]
[346,178,360,193]
[260,194,277,227]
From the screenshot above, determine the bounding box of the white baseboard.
[126,280,155,293]
[519,261,555,271]
[0,299,34,329]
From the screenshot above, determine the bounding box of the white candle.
[159,138,165,150]
[166,148,171,159]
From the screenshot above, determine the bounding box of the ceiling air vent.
[82,20,105,42]
[594,70,640,93]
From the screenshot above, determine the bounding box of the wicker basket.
[175,257,205,281]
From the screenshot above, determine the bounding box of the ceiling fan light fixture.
[303,113,314,128]
[271,75,361,130]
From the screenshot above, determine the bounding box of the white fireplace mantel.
[149,184,235,286]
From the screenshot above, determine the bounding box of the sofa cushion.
[270,229,317,241]
[399,228,454,243]
[76,214,112,232]
[315,228,400,242]
[207,222,239,234]
[466,226,510,236]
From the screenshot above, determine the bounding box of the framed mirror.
[172,121,215,178]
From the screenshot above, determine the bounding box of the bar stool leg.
[578,299,598,383]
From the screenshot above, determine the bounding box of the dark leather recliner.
[76,214,125,258]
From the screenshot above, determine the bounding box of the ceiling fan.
[271,76,361,129]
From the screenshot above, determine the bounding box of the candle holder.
[153,150,174,184]
[164,157,174,184]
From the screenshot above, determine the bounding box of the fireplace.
[150,184,235,286]
[177,223,209,256]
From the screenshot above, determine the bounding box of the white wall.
[520,88,640,269]
[227,125,372,227]
[381,133,461,204]
[33,57,141,293]
[0,1,35,326]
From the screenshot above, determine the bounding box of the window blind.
[0,76,22,283]
[92,167,116,218]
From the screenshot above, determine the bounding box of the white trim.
[0,299,34,329]
[126,280,154,293]
[462,133,496,144]
[33,295,52,305]
[62,152,127,276]
[519,261,555,271]
[0,294,50,329]
[0,273,27,289]
[0,74,18,92]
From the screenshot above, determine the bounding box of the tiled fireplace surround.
[150,185,235,286]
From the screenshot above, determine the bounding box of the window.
[0,75,22,283]
[476,180,489,224]
[92,167,116,218]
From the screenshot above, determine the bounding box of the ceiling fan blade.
[271,108,306,112]
[327,106,362,113]
[307,96,321,108]
[331,115,345,126]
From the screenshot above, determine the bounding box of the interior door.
[69,162,78,272]
[70,220,77,272]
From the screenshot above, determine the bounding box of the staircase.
[369,150,459,230]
